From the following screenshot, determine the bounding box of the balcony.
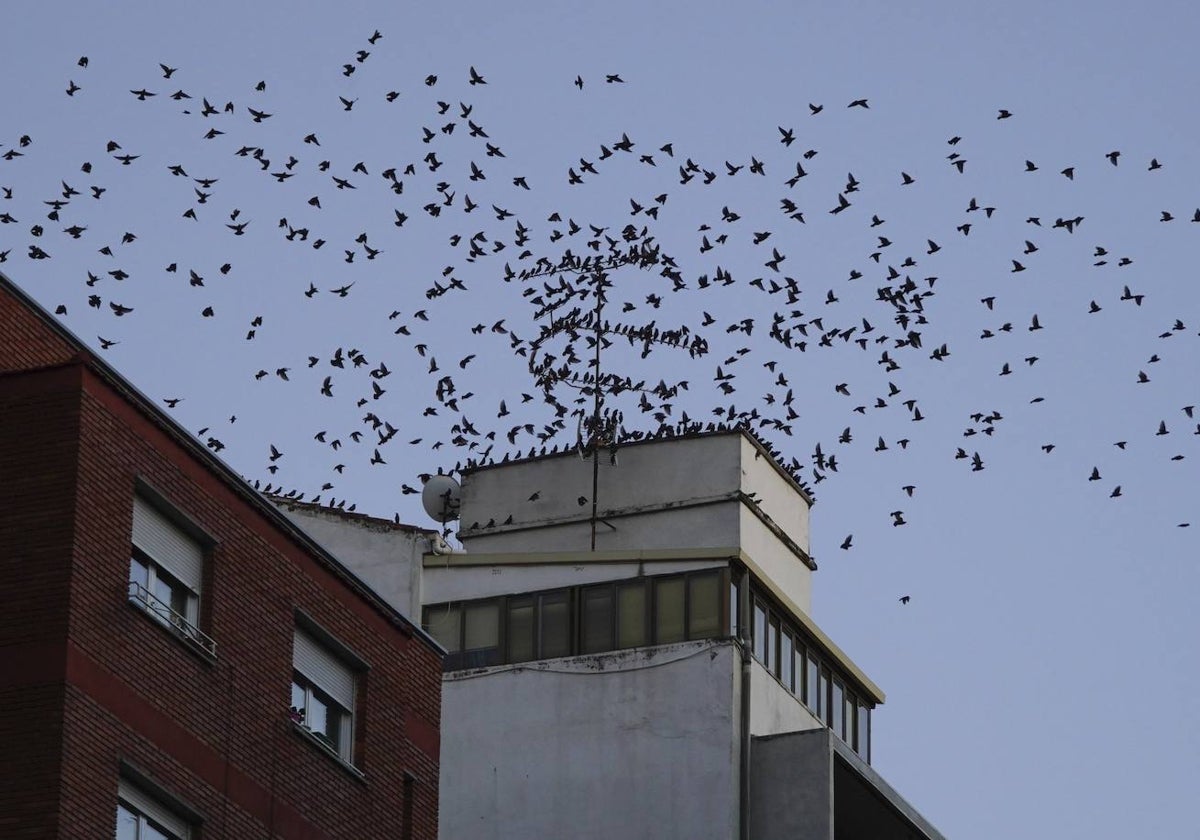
[128,580,218,660]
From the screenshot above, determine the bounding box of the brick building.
[0,272,442,839]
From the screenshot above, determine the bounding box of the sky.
[3,2,1199,836]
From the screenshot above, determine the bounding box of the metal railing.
[128,580,218,659]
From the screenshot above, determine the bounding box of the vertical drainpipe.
[738,568,752,840]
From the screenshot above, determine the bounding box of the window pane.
[115,803,139,840]
[129,554,149,589]
[617,583,646,649]
[290,680,305,723]
[688,573,721,639]
[581,587,614,653]
[806,653,819,712]
[425,605,461,653]
[753,601,767,662]
[540,592,570,659]
[143,818,176,840]
[832,677,844,735]
[795,645,806,699]
[819,666,829,720]
[655,577,685,644]
[767,616,780,675]
[845,691,857,747]
[507,599,534,663]
[464,602,499,651]
[780,631,794,691]
[307,691,329,742]
[858,702,871,761]
[729,576,741,638]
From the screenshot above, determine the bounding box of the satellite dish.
[421,475,462,523]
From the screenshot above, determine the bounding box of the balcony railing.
[128,580,218,659]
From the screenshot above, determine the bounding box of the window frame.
[127,491,215,660]
[422,566,732,670]
[291,622,363,767]
[116,778,192,840]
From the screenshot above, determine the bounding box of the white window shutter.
[293,629,356,711]
[118,779,190,839]
[132,496,204,594]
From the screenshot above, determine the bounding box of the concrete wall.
[423,558,728,604]
[748,658,825,737]
[455,500,744,556]
[459,435,743,549]
[737,435,810,554]
[274,503,433,620]
[740,508,812,614]
[439,640,740,840]
[456,432,813,612]
[750,729,834,840]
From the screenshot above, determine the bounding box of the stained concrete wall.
[273,502,433,620]
[750,729,834,840]
[456,432,813,611]
[439,640,740,840]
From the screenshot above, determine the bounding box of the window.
[506,596,535,663]
[752,600,767,662]
[292,628,356,763]
[116,779,190,840]
[832,678,845,741]
[840,691,859,748]
[463,601,500,666]
[425,604,461,654]
[616,580,647,649]
[794,644,807,700]
[821,668,832,726]
[581,585,615,653]
[804,652,818,712]
[780,629,794,692]
[687,572,721,639]
[128,495,213,658]
[423,568,731,669]
[857,701,871,761]
[654,577,686,644]
[767,615,780,676]
[539,591,571,658]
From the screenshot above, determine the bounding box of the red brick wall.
[0,276,78,373]
[0,364,82,839]
[1,281,441,839]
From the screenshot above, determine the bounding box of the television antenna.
[523,238,708,550]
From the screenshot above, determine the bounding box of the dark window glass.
[844,690,857,747]
[858,702,871,761]
[832,675,844,734]
[806,652,820,713]
[780,630,794,691]
[767,615,780,675]
[425,605,461,653]
[819,666,830,721]
[688,573,721,639]
[540,592,571,659]
[753,601,767,662]
[464,601,500,666]
[507,598,534,663]
[464,602,498,650]
[729,576,741,638]
[581,586,614,653]
[655,577,686,644]
[795,644,806,700]
[617,582,646,649]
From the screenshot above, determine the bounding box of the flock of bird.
[3,29,1197,605]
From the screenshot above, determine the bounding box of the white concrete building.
[277,429,947,840]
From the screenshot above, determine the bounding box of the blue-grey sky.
[3,2,1198,836]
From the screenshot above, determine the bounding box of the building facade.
[286,425,949,839]
[0,273,442,839]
